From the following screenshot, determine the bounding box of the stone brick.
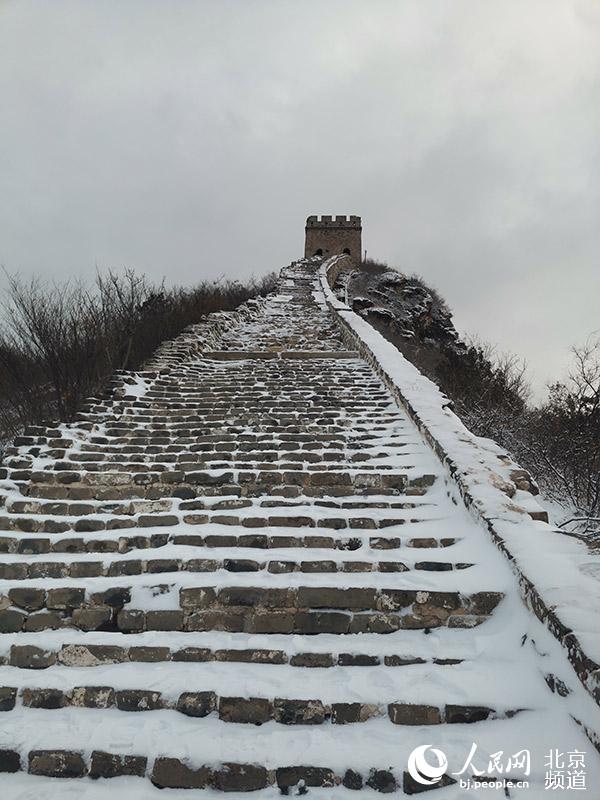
[268,560,296,573]
[0,609,25,633]
[0,749,20,773]
[244,611,295,634]
[129,646,170,662]
[367,769,397,793]
[145,610,183,631]
[290,652,334,668]
[468,592,504,615]
[180,587,216,609]
[151,757,211,789]
[71,686,115,708]
[213,762,269,792]
[0,687,17,711]
[91,587,131,607]
[70,561,104,578]
[29,750,87,778]
[117,609,146,633]
[384,655,426,667]
[274,698,327,725]
[186,611,244,632]
[295,611,350,634]
[388,703,441,725]
[23,611,63,632]
[58,644,126,666]
[8,588,45,611]
[445,704,493,723]
[218,696,272,725]
[215,648,287,665]
[297,587,376,610]
[90,751,147,779]
[338,653,380,666]
[172,647,213,662]
[276,766,336,789]
[223,558,260,572]
[300,560,337,572]
[115,690,163,712]
[343,769,363,789]
[10,645,56,669]
[47,587,85,609]
[107,560,143,577]
[138,514,178,527]
[176,691,216,717]
[22,688,67,709]
[72,606,112,631]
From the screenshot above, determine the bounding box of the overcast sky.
[1,0,598,399]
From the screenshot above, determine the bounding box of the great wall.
[0,221,599,796]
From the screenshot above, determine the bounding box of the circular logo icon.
[407,745,448,786]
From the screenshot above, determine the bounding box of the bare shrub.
[0,268,276,447]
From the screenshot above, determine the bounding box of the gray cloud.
[0,0,599,398]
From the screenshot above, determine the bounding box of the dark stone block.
[90,751,147,779]
[115,690,163,712]
[343,769,363,789]
[338,653,380,666]
[213,762,269,792]
[176,691,216,717]
[0,749,20,773]
[145,610,183,631]
[151,757,211,789]
[172,647,213,662]
[445,704,493,724]
[128,646,170,662]
[72,686,115,708]
[389,703,441,725]
[10,645,56,669]
[28,750,87,778]
[276,766,336,789]
[0,609,25,633]
[367,769,397,793]
[274,698,327,725]
[8,588,45,611]
[47,587,85,609]
[22,688,67,709]
[290,652,334,668]
[218,696,272,725]
[0,687,17,711]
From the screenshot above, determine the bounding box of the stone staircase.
[0,259,597,796]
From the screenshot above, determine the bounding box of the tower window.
[343,248,351,255]
[314,248,323,256]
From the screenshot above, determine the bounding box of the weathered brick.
[0,687,17,711]
[177,691,216,717]
[10,645,56,669]
[274,698,327,725]
[218,696,272,725]
[90,751,147,779]
[388,703,441,725]
[71,686,115,708]
[8,588,45,611]
[151,757,211,789]
[29,750,87,778]
[115,690,163,712]
[213,763,269,792]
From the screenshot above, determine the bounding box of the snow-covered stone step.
[0,584,504,634]
[0,707,596,793]
[0,555,475,583]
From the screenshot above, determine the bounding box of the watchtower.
[304,215,362,264]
